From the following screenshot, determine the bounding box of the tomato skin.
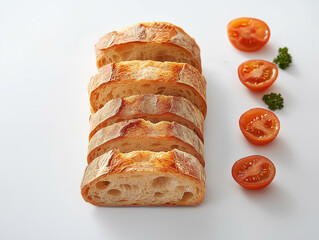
[238,60,278,91]
[239,108,280,145]
[227,17,270,52]
[232,155,276,190]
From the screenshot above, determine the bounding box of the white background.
[1,0,319,239]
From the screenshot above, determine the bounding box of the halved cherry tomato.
[238,60,278,91]
[239,108,280,145]
[232,155,276,190]
[227,17,270,52]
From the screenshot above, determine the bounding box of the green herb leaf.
[273,47,292,69]
[262,93,284,111]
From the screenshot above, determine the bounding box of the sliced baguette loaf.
[95,22,202,72]
[89,94,204,142]
[88,60,207,117]
[81,149,205,206]
[87,119,205,166]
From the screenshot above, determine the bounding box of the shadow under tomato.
[241,183,294,216]
[243,137,295,168]
[241,76,283,100]
[236,43,277,62]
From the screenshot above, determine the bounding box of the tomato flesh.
[239,108,280,145]
[227,17,270,52]
[238,60,278,91]
[232,155,276,190]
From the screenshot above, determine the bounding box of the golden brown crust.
[88,60,207,117]
[95,22,201,72]
[81,149,206,206]
[81,22,206,207]
[89,94,204,142]
[87,119,205,166]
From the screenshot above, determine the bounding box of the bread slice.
[95,22,202,72]
[89,94,204,142]
[87,119,205,166]
[81,149,206,206]
[88,60,207,117]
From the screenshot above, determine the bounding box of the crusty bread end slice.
[95,22,202,72]
[81,149,206,206]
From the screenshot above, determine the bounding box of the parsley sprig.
[262,93,284,111]
[273,47,292,69]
